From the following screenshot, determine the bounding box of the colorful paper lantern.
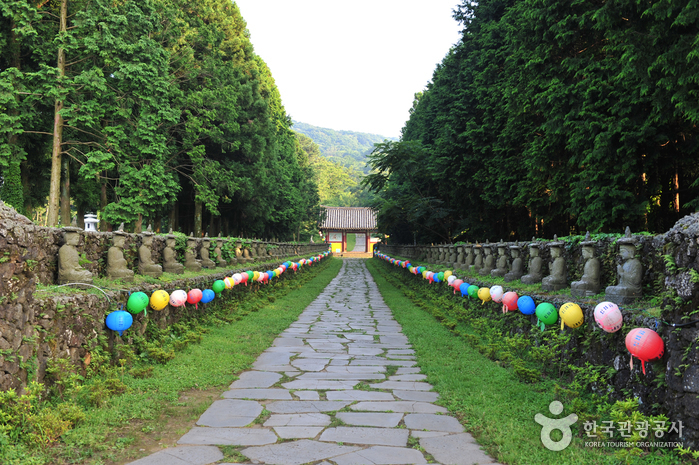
[559,302,584,330]
[106,310,133,336]
[444,270,452,279]
[459,282,469,296]
[232,273,242,284]
[447,275,456,285]
[201,289,215,304]
[467,285,479,298]
[594,302,623,333]
[452,279,464,294]
[626,328,664,375]
[502,291,519,313]
[149,290,170,311]
[127,292,149,314]
[478,287,491,305]
[212,280,226,294]
[169,290,187,307]
[187,289,203,307]
[517,296,535,315]
[535,303,558,330]
[490,285,504,303]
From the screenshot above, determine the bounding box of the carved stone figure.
[215,235,228,267]
[504,243,524,282]
[456,245,465,269]
[480,243,495,276]
[542,236,567,291]
[605,228,642,304]
[58,221,93,285]
[470,245,483,274]
[184,234,202,272]
[235,240,244,263]
[448,245,457,267]
[242,245,252,263]
[464,245,474,269]
[571,232,600,297]
[163,230,184,274]
[138,226,163,278]
[200,234,216,269]
[106,225,134,282]
[491,241,509,277]
[521,240,543,284]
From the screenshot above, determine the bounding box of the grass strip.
[366,258,619,465]
[23,257,342,465]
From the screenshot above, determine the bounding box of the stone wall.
[0,202,328,393]
[377,214,699,447]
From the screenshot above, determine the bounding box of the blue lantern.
[106,310,133,336]
[201,289,215,304]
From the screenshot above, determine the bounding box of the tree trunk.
[76,204,84,229]
[154,216,161,233]
[47,0,68,226]
[135,213,142,233]
[169,201,177,232]
[60,156,70,225]
[194,200,202,237]
[100,180,111,231]
[21,160,31,219]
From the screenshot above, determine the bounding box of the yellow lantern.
[560,302,584,329]
[253,271,260,281]
[444,270,452,279]
[149,290,170,311]
[477,287,491,305]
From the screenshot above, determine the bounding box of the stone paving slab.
[326,390,395,401]
[178,427,277,446]
[282,380,359,390]
[319,427,409,447]
[393,390,440,402]
[273,426,325,438]
[420,433,499,464]
[264,413,332,427]
[404,413,464,432]
[229,371,281,389]
[241,440,362,465]
[336,412,403,427]
[389,374,426,381]
[266,400,351,413]
[222,388,292,400]
[333,445,428,465]
[196,400,262,427]
[127,446,224,465]
[294,390,320,401]
[297,372,385,380]
[369,381,433,391]
[351,401,448,413]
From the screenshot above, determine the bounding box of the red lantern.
[452,279,464,294]
[502,291,519,314]
[625,328,664,375]
[187,289,203,309]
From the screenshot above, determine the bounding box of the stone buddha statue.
[542,236,567,291]
[138,225,163,278]
[215,234,227,267]
[58,220,93,285]
[235,240,244,264]
[464,245,474,270]
[184,234,202,272]
[163,229,184,274]
[571,232,600,297]
[504,243,524,282]
[480,242,495,276]
[470,244,483,274]
[521,239,543,284]
[107,224,134,282]
[456,245,465,269]
[200,234,216,269]
[491,240,509,277]
[605,227,642,304]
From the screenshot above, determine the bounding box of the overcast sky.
[234,1,463,139]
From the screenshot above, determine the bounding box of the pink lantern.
[594,301,623,333]
[626,328,664,375]
[452,279,464,294]
[502,291,518,314]
[169,290,187,307]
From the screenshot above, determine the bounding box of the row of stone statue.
[58,222,324,285]
[381,229,642,304]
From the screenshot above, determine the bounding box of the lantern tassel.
[561,320,564,330]
[641,360,646,375]
[630,356,634,371]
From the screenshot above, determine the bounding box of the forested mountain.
[0,0,319,240]
[292,121,395,174]
[365,0,699,244]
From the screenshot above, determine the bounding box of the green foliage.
[367,0,699,242]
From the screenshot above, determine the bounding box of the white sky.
[234,0,463,139]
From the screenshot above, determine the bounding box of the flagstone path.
[128,260,501,465]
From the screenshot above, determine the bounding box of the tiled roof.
[320,206,377,231]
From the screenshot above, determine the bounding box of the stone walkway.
[128,260,501,465]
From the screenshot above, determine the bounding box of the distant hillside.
[292,121,397,174]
